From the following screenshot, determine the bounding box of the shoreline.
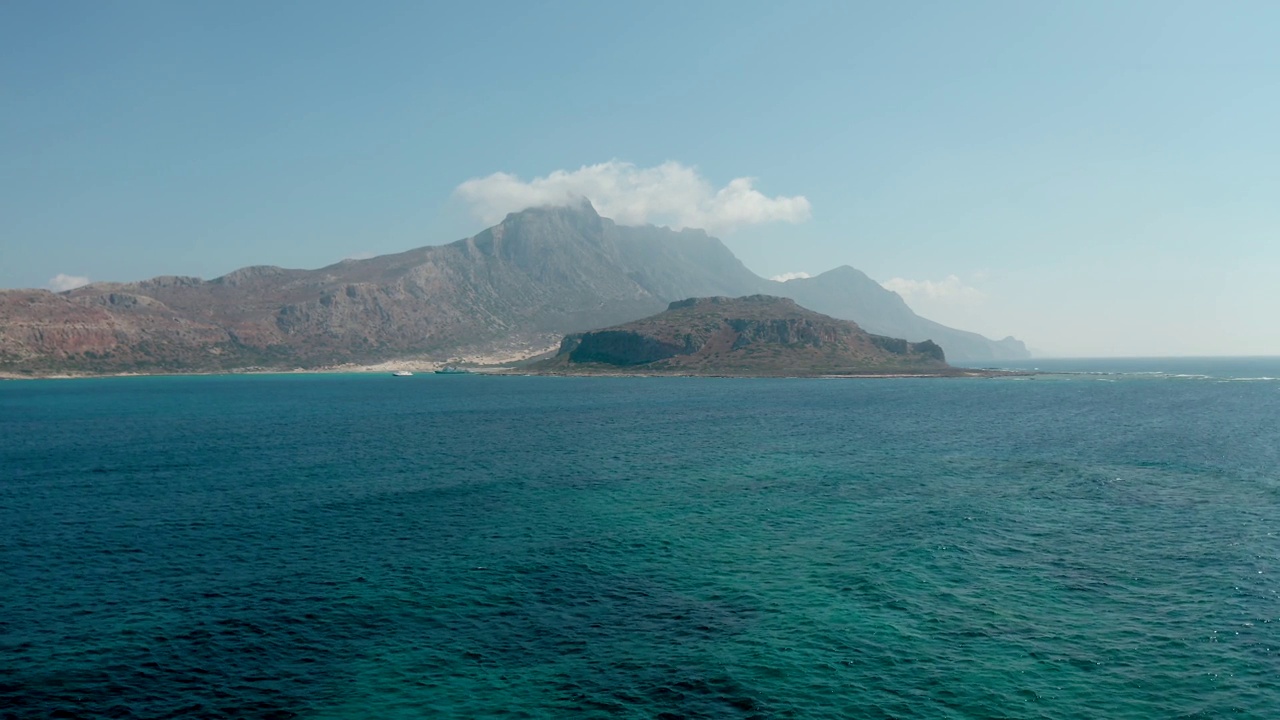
[0,345,562,381]
[498,367,1032,379]
[1,366,1033,381]
[0,365,512,382]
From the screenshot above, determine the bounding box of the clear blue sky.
[3,1,1277,356]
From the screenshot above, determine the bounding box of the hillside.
[0,202,1027,375]
[539,295,949,376]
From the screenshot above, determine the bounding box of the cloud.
[454,161,811,233]
[48,273,90,292]
[770,271,812,282]
[882,275,985,304]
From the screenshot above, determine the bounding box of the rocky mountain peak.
[500,197,601,228]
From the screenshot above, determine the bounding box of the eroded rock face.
[545,295,950,375]
[0,289,233,373]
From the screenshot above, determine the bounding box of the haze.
[3,1,1277,357]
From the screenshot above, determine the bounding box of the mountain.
[539,295,949,376]
[0,201,1027,375]
[773,267,1029,363]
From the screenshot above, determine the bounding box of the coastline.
[499,367,1031,379]
[1,365,1032,381]
[0,345,561,381]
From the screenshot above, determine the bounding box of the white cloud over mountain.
[454,161,811,233]
[882,275,984,304]
[770,271,812,282]
[48,273,90,292]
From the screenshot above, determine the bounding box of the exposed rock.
[0,289,233,373]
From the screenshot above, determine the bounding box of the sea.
[2,358,1278,719]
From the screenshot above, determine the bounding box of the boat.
[434,365,471,374]
[392,370,414,377]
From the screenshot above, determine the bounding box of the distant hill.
[0,201,1027,375]
[539,295,949,376]
[774,266,1029,363]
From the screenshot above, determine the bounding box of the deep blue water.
[2,363,1279,718]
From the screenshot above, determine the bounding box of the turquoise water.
[2,363,1279,718]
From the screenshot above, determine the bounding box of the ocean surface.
[2,359,1278,719]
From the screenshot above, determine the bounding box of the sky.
[2,1,1278,357]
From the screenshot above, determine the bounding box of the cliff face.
[544,295,948,376]
[1,202,1025,375]
[0,290,238,373]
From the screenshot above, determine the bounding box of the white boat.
[392,370,414,377]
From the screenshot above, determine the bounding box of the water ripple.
[2,374,1278,718]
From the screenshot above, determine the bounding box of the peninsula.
[0,203,1028,378]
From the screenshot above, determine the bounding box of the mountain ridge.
[0,202,1027,374]
[775,265,1030,364]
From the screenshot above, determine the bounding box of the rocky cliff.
[0,289,240,373]
[542,295,948,376]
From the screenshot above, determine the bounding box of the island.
[528,295,972,377]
